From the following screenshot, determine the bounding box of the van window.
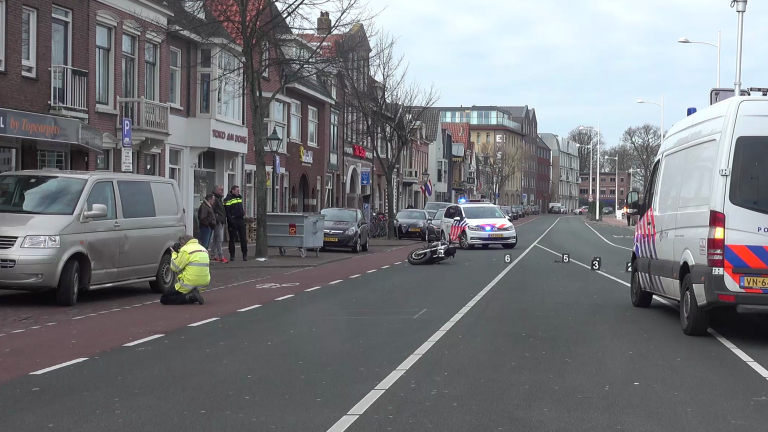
[678,141,717,208]
[86,181,117,220]
[644,161,661,211]
[117,181,156,218]
[729,136,768,215]
[150,182,178,216]
[657,152,684,214]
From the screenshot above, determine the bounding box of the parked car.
[512,205,524,218]
[424,202,451,213]
[532,205,540,215]
[574,206,589,215]
[320,208,370,253]
[394,209,431,240]
[428,209,445,239]
[0,171,184,305]
[602,206,614,215]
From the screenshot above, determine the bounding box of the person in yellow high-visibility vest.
[161,235,209,305]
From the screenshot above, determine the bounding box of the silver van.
[626,96,768,335]
[0,170,185,305]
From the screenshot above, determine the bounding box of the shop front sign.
[212,128,247,144]
[299,146,313,164]
[0,108,102,151]
[353,145,366,158]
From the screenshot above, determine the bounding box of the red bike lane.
[0,246,413,384]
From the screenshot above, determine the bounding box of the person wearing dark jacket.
[211,185,228,263]
[224,185,248,261]
[197,194,216,249]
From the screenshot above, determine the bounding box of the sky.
[366,0,768,148]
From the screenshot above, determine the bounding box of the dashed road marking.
[30,358,88,375]
[329,280,343,285]
[381,266,390,269]
[274,295,294,301]
[349,274,360,279]
[305,287,322,292]
[188,318,219,327]
[366,269,377,273]
[324,217,563,431]
[237,305,262,312]
[123,334,164,347]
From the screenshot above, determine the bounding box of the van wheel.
[680,274,709,336]
[57,259,81,306]
[150,254,175,294]
[630,268,652,308]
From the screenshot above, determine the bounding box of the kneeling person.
[161,235,209,305]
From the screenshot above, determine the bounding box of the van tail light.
[707,210,726,268]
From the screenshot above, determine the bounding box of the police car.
[439,199,517,249]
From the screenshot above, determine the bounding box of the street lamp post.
[606,155,618,218]
[733,0,748,94]
[579,125,601,221]
[265,127,282,213]
[637,97,665,143]
[678,32,721,88]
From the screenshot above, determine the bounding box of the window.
[37,150,66,169]
[194,151,216,204]
[217,50,243,122]
[21,7,37,77]
[308,106,318,146]
[610,189,615,195]
[289,101,301,141]
[261,42,269,77]
[96,25,112,105]
[170,48,181,106]
[0,0,5,71]
[610,177,615,182]
[324,174,333,208]
[150,182,178,216]
[168,148,181,184]
[144,153,157,176]
[265,101,286,152]
[118,181,156,218]
[620,177,625,183]
[122,34,136,98]
[145,42,158,100]
[51,7,71,106]
[198,48,211,115]
[86,181,117,220]
[96,149,112,171]
[729,136,768,215]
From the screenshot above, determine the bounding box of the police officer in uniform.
[224,185,248,261]
[161,235,208,305]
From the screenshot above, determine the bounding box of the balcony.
[50,65,88,116]
[402,168,419,185]
[118,97,170,135]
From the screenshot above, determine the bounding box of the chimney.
[317,12,331,35]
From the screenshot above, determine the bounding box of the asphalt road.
[2,215,768,431]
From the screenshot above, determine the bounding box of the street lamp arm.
[683,40,718,48]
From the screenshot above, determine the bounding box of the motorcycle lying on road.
[406,221,458,265]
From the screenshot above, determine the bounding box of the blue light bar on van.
[687,107,697,116]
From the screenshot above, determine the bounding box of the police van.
[626,95,768,335]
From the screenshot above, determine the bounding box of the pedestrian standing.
[211,185,228,263]
[224,185,248,261]
[161,235,208,305]
[197,194,216,249]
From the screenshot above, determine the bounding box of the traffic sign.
[121,118,132,148]
[121,148,132,172]
[361,170,370,186]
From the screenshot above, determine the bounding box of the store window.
[96,149,112,171]
[194,151,216,204]
[144,153,157,176]
[167,148,181,184]
[0,148,16,173]
[37,150,66,170]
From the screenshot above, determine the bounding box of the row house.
[578,170,633,209]
[535,135,551,209]
[504,105,538,206]
[423,108,450,204]
[0,0,173,178]
[540,133,580,212]
[398,119,430,209]
[441,121,471,202]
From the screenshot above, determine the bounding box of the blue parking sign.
[361,170,370,186]
[122,118,132,148]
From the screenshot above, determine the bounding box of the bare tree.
[170,0,373,259]
[476,141,520,205]
[342,32,438,238]
[602,143,635,172]
[620,123,661,190]
[567,126,605,174]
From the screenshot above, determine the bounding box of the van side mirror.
[83,203,108,220]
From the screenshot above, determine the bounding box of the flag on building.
[449,218,469,242]
[420,180,433,197]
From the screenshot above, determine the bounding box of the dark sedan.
[394,209,430,240]
[320,208,370,253]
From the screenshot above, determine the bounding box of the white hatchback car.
[440,202,517,249]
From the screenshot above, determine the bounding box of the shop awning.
[0,108,103,152]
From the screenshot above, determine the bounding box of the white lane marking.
[582,219,632,251]
[29,326,41,329]
[537,242,768,385]
[188,318,219,327]
[305,286,322,292]
[329,280,343,285]
[325,217,564,431]
[0,334,5,337]
[427,330,446,343]
[275,295,294,301]
[30,358,88,375]
[45,323,56,326]
[123,334,164,347]
[413,309,426,319]
[381,265,390,269]
[535,244,629,287]
[11,329,25,333]
[375,369,405,390]
[237,305,262,312]
[349,274,360,279]
[394,262,402,265]
[366,269,377,273]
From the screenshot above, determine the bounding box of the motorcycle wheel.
[407,248,432,265]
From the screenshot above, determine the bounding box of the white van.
[626,96,768,335]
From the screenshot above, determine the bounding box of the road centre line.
[349,274,360,279]
[274,295,294,301]
[30,358,88,375]
[381,265,389,269]
[123,334,164,347]
[237,305,262,312]
[582,219,633,251]
[329,280,343,285]
[535,242,768,384]
[305,286,322,292]
[188,318,219,327]
[366,269,377,273]
[325,217,564,432]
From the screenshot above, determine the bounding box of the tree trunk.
[244,52,269,260]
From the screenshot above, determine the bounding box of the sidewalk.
[585,215,634,230]
[212,238,421,269]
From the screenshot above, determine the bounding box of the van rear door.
[722,100,768,293]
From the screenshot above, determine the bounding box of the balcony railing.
[402,168,419,184]
[50,65,88,111]
[118,97,170,133]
